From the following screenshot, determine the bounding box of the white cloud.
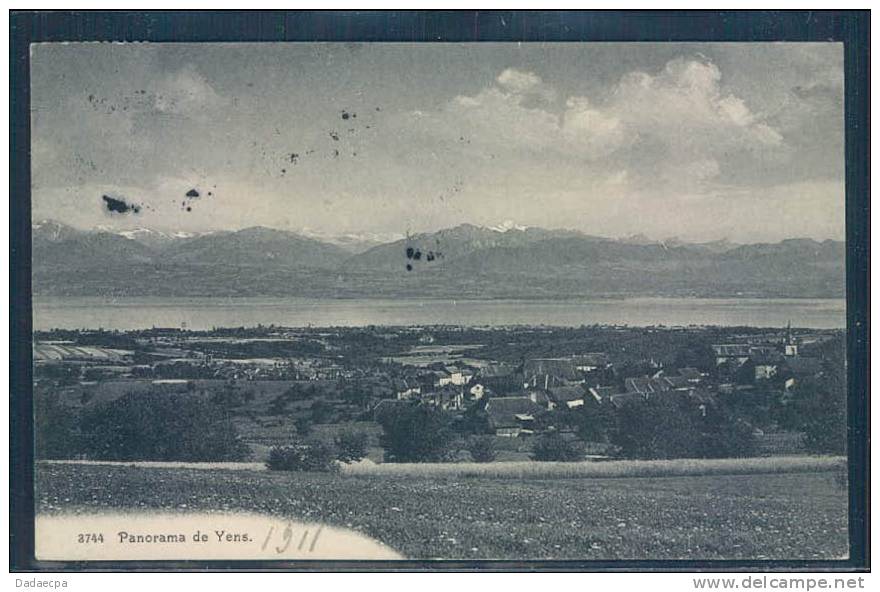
[610,57,784,157]
[414,57,788,196]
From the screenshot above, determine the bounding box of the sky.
[30,42,844,243]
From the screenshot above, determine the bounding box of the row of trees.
[35,390,250,461]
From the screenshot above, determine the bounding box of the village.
[32,321,844,463]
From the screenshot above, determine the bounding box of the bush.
[378,404,455,463]
[466,436,497,463]
[334,429,370,463]
[266,438,338,472]
[79,391,250,462]
[531,433,585,462]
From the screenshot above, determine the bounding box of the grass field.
[36,463,848,560]
[340,455,845,479]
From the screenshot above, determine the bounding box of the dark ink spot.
[413,250,422,261]
[281,168,286,174]
[102,194,141,215]
[289,153,299,163]
[332,149,339,157]
[341,111,350,120]
[186,189,200,198]
[186,206,192,212]
[405,247,415,259]
[376,107,381,111]
[329,131,340,141]
[426,252,435,262]
[208,191,213,196]
[406,264,412,272]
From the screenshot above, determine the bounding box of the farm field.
[35,463,848,561]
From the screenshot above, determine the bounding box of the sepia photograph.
[10,10,869,571]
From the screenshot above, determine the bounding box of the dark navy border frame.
[9,10,870,572]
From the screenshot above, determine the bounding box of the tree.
[798,362,847,455]
[294,416,313,436]
[466,435,497,463]
[334,429,369,463]
[531,432,585,462]
[79,391,250,461]
[34,389,81,459]
[612,395,701,459]
[378,404,455,463]
[573,403,617,443]
[698,402,757,458]
[612,393,756,460]
[266,437,338,472]
[309,399,334,424]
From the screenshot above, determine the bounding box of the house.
[751,351,785,381]
[523,358,579,388]
[570,353,611,372]
[526,389,554,410]
[421,385,464,410]
[475,364,522,395]
[418,369,450,392]
[608,392,647,409]
[587,385,622,405]
[485,396,544,437]
[393,378,421,400]
[677,367,706,383]
[442,366,471,386]
[711,344,751,366]
[547,384,587,409]
[624,376,669,397]
[660,375,692,391]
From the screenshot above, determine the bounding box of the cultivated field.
[36,462,848,560]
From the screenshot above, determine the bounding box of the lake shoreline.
[32,296,847,332]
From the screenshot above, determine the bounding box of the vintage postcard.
[13,11,868,570]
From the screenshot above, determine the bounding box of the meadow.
[36,461,848,561]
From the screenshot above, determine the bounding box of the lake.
[31,297,847,331]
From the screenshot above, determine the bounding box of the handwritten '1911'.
[261,523,323,554]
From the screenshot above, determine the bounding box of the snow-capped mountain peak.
[488,220,529,233]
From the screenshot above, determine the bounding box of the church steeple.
[784,321,798,357]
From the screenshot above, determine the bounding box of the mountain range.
[31,220,845,299]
